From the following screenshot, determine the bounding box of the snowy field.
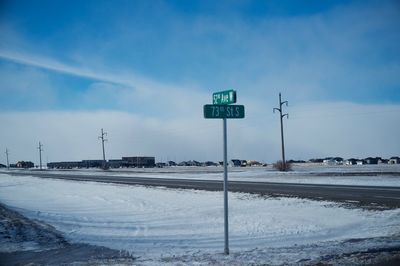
[0,173,399,264]
[33,164,400,187]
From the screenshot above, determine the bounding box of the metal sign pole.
[204,90,245,255]
[223,117,229,255]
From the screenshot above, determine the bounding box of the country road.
[2,170,400,209]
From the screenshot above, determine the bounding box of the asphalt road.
[3,171,400,209]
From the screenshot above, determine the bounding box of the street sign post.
[203,91,245,255]
[213,90,237,105]
[203,104,245,119]
[222,117,228,255]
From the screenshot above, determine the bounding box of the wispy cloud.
[0,49,211,116]
[0,50,138,87]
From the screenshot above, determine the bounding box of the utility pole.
[38,142,43,170]
[273,93,289,171]
[98,128,108,169]
[5,148,9,170]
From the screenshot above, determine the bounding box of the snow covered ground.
[0,173,399,264]
[34,164,400,187]
[0,202,135,265]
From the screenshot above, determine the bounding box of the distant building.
[189,160,202,166]
[156,162,167,168]
[323,157,343,165]
[287,160,306,164]
[177,160,202,166]
[345,158,357,165]
[48,156,155,169]
[82,160,104,168]
[122,156,155,168]
[108,159,130,168]
[389,157,400,164]
[0,163,6,168]
[227,159,260,167]
[246,160,262,166]
[230,159,242,167]
[378,158,389,164]
[15,161,34,168]
[47,161,83,169]
[364,157,378,165]
[167,161,177,166]
[203,161,218,167]
[309,158,324,163]
[356,160,365,165]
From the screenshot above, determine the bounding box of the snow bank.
[0,173,399,264]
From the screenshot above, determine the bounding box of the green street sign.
[213,90,237,105]
[204,104,245,119]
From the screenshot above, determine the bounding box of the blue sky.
[0,0,399,163]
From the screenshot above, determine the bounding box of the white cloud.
[286,102,400,159]
[0,111,221,165]
[0,63,58,108]
[0,103,399,166]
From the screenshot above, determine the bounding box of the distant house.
[364,157,378,165]
[323,159,335,165]
[323,157,343,165]
[230,159,242,167]
[177,160,201,166]
[156,162,167,168]
[203,161,218,167]
[345,158,358,165]
[389,157,400,164]
[167,161,177,166]
[309,158,324,163]
[356,160,365,165]
[378,158,389,164]
[288,160,306,164]
[193,160,202,166]
[16,161,34,168]
[187,160,201,166]
[0,163,6,168]
[246,160,262,166]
